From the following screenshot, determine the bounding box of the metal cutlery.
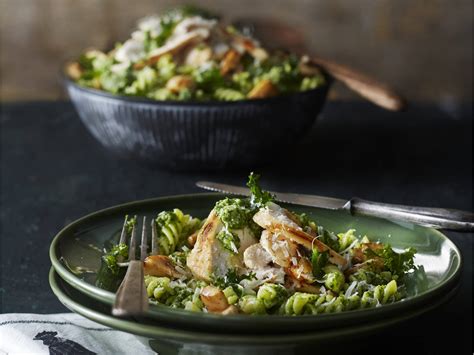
[196,181,474,232]
[112,216,152,317]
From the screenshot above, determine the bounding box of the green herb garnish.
[211,269,256,289]
[311,249,329,278]
[366,245,417,277]
[247,172,274,208]
[103,243,128,274]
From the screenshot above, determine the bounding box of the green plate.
[49,193,462,334]
[49,267,460,354]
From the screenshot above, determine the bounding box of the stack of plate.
[49,193,462,354]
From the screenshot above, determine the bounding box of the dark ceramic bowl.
[65,78,330,170]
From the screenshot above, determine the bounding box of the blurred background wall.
[0,0,472,104]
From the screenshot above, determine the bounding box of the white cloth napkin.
[0,313,155,355]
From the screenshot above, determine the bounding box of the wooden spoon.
[233,18,406,111]
[310,56,406,111]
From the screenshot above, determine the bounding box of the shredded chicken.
[253,203,347,266]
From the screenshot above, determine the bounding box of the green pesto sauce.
[214,198,254,230]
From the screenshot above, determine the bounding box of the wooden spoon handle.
[311,56,406,111]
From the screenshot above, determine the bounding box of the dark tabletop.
[1,100,472,353]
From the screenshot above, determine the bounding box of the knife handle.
[348,198,474,232]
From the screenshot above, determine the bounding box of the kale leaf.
[103,243,128,274]
[211,269,256,289]
[311,249,329,279]
[317,226,340,252]
[247,172,274,208]
[367,245,417,277]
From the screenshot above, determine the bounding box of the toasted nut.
[220,49,241,76]
[247,79,278,99]
[200,286,229,312]
[221,305,239,315]
[143,255,184,279]
[165,75,195,93]
[65,62,83,80]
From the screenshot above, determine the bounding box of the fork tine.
[128,215,137,261]
[140,216,148,261]
[151,219,158,255]
[119,215,128,245]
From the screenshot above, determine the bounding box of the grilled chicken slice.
[186,210,257,281]
[260,230,298,268]
[134,30,209,69]
[285,257,314,284]
[184,45,213,67]
[231,35,269,61]
[253,203,347,267]
[258,230,315,283]
[243,243,272,269]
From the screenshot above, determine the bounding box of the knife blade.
[195,181,349,210]
[195,181,474,232]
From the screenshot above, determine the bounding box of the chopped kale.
[211,269,256,289]
[103,243,128,274]
[216,229,241,253]
[247,172,274,208]
[366,245,417,277]
[311,249,329,279]
[317,226,340,252]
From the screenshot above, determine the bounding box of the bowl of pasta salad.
[64,6,330,170]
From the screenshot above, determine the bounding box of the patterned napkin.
[0,313,155,354]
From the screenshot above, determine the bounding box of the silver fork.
[112,216,150,317]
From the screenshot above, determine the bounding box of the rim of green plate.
[49,267,460,344]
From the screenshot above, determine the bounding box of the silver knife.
[196,181,474,232]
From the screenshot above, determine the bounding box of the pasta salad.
[66,6,326,101]
[97,174,420,316]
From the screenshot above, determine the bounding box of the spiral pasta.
[223,285,243,305]
[145,276,172,301]
[155,208,201,255]
[239,295,266,315]
[214,88,245,101]
[323,265,345,293]
[184,287,204,312]
[257,283,288,309]
[281,280,400,315]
